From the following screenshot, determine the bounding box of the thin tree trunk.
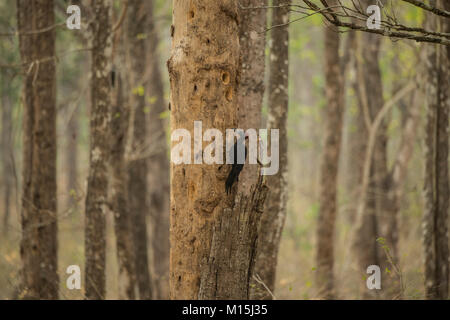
[237,0,267,200]
[1,83,13,235]
[146,0,170,300]
[351,27,385,299]
[65,106,78,210]
[315,2,344,299]
[168,0,268,299]
[110,60,138,299]
[17,0,59,299]
[379,81,421,299]
[84,0,112,300]
[252,0,289,300]
[126,0,153,300]
[422,0,449,300]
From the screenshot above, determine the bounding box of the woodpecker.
[225,132,248,194]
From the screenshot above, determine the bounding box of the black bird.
[225,132,248,194]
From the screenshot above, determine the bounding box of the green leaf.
[159,110,170,119]
[133,86,145,97]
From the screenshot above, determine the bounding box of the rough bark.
[236,0,267,132]
[84,0,112,300]
[126,0,153,300]
[237,0,267,199]
[251,0,289,300]
[110,63,137,299]
[315,5,344,299]
[17,0,59,299]
[146,0,170,300]
[168,0,268,299]
[422,0,449,300]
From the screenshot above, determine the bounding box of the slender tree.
[236,0,267,207]
[252,0,289,300]
[422,0,449,300]
[126,0,153,300]
[351,25,386,300]
[17,0,59,299]
[168,0,268,299]
[1,77,13,235]
[84,0,112,300]
[146,0,170,300]
[65,104,79,210]
[110,39,138,299]
[315,0,344,299]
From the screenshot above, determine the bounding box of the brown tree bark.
[251,0,289,300]
[84,0,112,300]
[315,2,344,299]
[126,0,153,300]
[17,0,59,299]
[422,0,449,300]
[1,81,13,235]
[236,0,267,198]
[168,0,268,299]
[351,26,386,299]
[65,105,78,210]
[110,53,138,299]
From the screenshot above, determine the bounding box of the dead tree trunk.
[146,0,170,300]
[168,0,268,299]
[252,0,289,300]
[126,0,153,300]
[17,0,59,299]
[84,0,112,300]
[422,0,449,300]
[315,3,344,299]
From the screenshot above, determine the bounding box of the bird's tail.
[225,172,235,195]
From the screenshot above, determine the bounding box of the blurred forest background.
[0,0,449,300]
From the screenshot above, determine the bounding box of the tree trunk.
[65,104,78,210]
[17,0,59,299]
[380,71,421,299]
[352,27,385,299]
[146,0,170,300]
[110,59,138,299]
[236,0,267,201]
[1,82,13,235]
[315,3,344,299]
[422,0,449,300]
[251,0,289,300]
[126,0,153,300]
[168,0,268,299]
[84,0,112,300]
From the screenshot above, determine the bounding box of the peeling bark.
[168,0,267,299]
